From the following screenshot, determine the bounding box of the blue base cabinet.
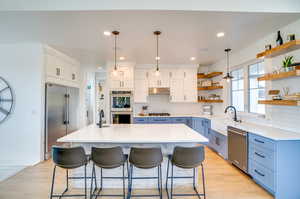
[208,129,228,159]
[192,117,210,138]
[248,133,300,199]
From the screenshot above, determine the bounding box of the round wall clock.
[0,76,14,124]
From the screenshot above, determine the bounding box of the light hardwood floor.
[0,148,273,199]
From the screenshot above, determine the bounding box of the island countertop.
[57,124,209,144]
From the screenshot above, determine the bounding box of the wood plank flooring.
[0,148,274,199]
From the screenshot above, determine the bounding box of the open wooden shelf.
[197,72,223,79]
[258,100,300,106]
[198,86,223,90]
[198,99,223,103]
[256,40,300,58]
[258,68,300,81]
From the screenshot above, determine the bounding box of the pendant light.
[112,31,120,76]
[154,31,161,76]
[223,48,233,82]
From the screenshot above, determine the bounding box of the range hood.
[148,87,170,95]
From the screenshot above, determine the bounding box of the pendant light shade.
[154,31,161,76]
[223,48,233,82]
[112,31,120,76]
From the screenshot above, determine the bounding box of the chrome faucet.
[224,106,241,123]
[98,110,105,128]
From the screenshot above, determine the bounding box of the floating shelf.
[258,68,300,81]
[198,86,223,91]
[198,99,223,103]
[197,72,223,79]
[256,40,300,58]
[258,100,300,106]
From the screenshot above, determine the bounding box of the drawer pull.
[254,169,265,177]
[254,152,265,158]
[254,138,265,144]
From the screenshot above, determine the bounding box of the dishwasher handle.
[228,129,247,137]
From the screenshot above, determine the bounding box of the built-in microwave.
[111,111,132,124]
[110,91,133,112]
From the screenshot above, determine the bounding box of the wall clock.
[0,76,14,124]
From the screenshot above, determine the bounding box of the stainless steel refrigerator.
[44,83,79,159]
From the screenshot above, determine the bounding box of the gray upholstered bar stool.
[128,147,163,199]
[50,146,89,199]
[90,146,128,199]
[166,146,206,199]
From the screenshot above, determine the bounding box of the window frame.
[230,68,245,112]
[230,60,265,116]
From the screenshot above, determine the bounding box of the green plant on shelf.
[282,56,294,68]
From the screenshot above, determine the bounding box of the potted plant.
[282,56,294,72]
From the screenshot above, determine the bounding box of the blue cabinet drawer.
[249,146,275,171]
[171,117,188,124]
[249,133,275,151]
[133,117,149,124]
[148,117,171,124]
[249,160,275,192]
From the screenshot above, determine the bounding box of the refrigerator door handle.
[63,94,68,124]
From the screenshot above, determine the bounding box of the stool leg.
[159,165,163,199]
[50,166,56,199]
[165,158,170,199]
[157,166,160,194]
[90,164,95,199]
[84,165,87,199]
[66,169,69,191]
[170,164,174,199]
[127,164,133,199]
[201,163,206,199]
[123,164,125,199]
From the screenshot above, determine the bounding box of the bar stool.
[90,146,128,199]
[166,146,206,199]
[128,147,163,199]
[50,146,89,199]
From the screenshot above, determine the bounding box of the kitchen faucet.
[224,106,241,123]
[98,109,105,128]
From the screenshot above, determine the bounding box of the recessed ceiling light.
[119,56,125,60]
[217,32,225,38]
[190,57,196,61]
[155,56,160,60]
[103,31,111,36]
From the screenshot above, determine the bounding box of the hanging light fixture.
[154,31,161,76]
[223,48,233,82]
[112,31,120,76]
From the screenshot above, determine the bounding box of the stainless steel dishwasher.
[228,126,248,173]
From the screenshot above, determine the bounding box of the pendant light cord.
[114,33,117,71]
[156,33,159,71]
[226,50,229,74]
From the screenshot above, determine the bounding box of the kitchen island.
[57,124,208,188]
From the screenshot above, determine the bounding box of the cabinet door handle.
[72,73,76,80]
[254,138,265,144]
[170,72,172,78]
[184,95,186,100]
[254,152,265,158]
[146,72,149,78]
[184,72,186,78]
[56,68,60,76]
[254,169,265,177]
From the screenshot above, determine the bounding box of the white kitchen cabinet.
[169,68,197,102]
[134,69,149,103]
[108,63,134,90]
[44,46,80,88]
[148,69,170,88]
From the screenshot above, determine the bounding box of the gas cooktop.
[148,113,171,116]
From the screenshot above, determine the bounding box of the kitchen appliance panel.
[228,126,248,173]
[110,91,133,112]
[45,84,67,158]
[67,87,79,134]
[111,112,132,124]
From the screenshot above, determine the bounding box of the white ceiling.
[0,11,299,67]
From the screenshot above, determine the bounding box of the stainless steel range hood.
[148,87,170,95]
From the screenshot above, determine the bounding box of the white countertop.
[57,124,209,144]
[211,118,300,140]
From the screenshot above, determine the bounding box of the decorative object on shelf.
[268,90,282,100]
[282,56,294,72]
[284,93,300,101]
[276,30,283,46]
[265,44,272,51]
[223,48,233,82]
[287,34,296,42]
[112,30,120,76]
[283,87,290,96]
[257,40,300,59]
[154,30,161,76]
[208,94,221,100]
[200,80,212,87]
[139,105,149,116]
[0,76,14,124]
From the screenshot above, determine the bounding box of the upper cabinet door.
[148,69,170,88]
[183,68,198,102]
[134,69,149,103]
[170,79,184,102]
[46,54,62,79]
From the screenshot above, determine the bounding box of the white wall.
[0,43,44,166]
[210,18,300,132]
